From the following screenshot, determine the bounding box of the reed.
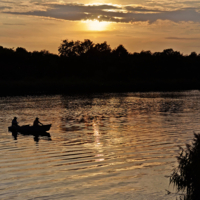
[169,133,200,200]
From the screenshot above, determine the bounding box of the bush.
[169,133,200,200]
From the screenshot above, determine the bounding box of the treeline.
[0,40,200,95]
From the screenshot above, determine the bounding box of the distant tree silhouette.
[0,46,14,55]
[94,42,111,53]
[153,52,161,57]
[162,48,182,57]
[81,39,94,54]
[16,47,28,54]
[139,50,152,58]
[58,40,78,57]
[40,50,50,55]
[1,40,200,95]
[86,41,111,57]
[112,44,128,58]
[58,39,94,57]
[162,48,174,56]
[189,52,197,58]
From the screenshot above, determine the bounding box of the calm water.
[1,91,200,200]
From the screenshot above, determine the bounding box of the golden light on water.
[85,20,110,31]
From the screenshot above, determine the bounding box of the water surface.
[1,91,200,199]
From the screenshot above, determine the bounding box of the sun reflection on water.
[93,121,105,162]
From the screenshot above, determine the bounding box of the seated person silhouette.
[33,117,43,126]
[12,117,19,127]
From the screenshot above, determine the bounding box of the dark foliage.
[0,40,200,95]
[170,133,200,200]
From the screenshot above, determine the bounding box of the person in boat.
[12,117,19,127]
[33,117,43,126]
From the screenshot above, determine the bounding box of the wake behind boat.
[8,124,51,133]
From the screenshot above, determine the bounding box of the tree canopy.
[0,39,200,95]
[58,39,112,57]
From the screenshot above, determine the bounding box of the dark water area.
[1,91,200,199]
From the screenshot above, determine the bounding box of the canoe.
[11,130,51,139]
[8,124,51,133]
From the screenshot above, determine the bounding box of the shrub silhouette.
[170,133,200,200]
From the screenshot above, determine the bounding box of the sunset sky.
[1,0,200,54]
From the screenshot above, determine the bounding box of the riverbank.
[1,78,200,96]
[1,43,200,96]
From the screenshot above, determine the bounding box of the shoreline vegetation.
[1,39,200,96]
[169,133,200,200]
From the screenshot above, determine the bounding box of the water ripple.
[1,91,200,199]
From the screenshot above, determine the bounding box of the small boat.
[8,124,51,133]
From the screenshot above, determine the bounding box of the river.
[1,90,200,200]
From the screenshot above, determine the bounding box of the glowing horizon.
[1,0,200,54]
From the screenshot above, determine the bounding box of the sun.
[86,20,110,31]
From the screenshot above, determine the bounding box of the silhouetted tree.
[58,39,94,57]
[112,45,128,58]
[162,48,174,56]
[58,40,77,57]
[86,41,111,57]
[81,39,94,54]
[40,50,50,55]
[189,52,197,58]
[16,47,28,54]
[162,48,181,57]
[139,50,152,57]
[0,46,14,55]
[1,41,200,95]
[153,52,161,57]
[94,42,111,53]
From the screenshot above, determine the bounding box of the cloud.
[0,1,14,3]
[166,37,200,40]
[3,23,26,25]
[2,3,200,24]
[124,6,164,13]
[0,6,11,10]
